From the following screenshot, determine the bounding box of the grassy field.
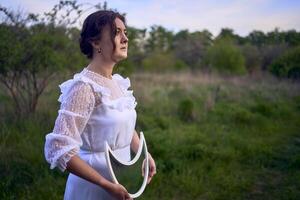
[1,71,300,199]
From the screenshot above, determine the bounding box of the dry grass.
[132,71,300,95]
[130,71,300,109]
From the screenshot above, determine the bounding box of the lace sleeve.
[44,81,95,172]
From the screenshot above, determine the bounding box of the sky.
[1,0,300,37]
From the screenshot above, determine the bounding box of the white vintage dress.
[44,67,137,199]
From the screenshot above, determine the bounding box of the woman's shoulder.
[112,73,131,91]
[58,70,95,103]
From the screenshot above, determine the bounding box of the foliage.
[177,99,195,122]
[269,46,300,79]
[260,43,288,70]
[145,25,173,53]
[205,38,246,75]
[1,72,300,199]
[172,29,213,70]
[0,1,103,117]
[141,51,187,72]
[240,43,262,74]
[216,28,246,44]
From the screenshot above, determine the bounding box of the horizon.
[1,0,300,37]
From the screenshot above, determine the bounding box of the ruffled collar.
[58,68,137,111]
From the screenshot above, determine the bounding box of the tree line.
[0,0,299,117]
[124,26,300,78]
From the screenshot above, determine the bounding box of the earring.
[97,48,102,54]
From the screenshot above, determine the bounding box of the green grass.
[1,71,300,199]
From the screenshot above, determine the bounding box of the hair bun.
[79,37,93,58]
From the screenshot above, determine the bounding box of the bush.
[177,99,195,122]
[240,43,262,74]
[206,38,246,75]
[250,102,274,117]
[141,51,188,72]
[261,44,288,70]
[233,109,254,125]
[269,46,300,79]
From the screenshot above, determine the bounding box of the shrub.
[240,43,262,74]
[141,51,187,72]
[206,38,246,75]
[177,99,195,122]
[250,102,274,117]
[269,46,300,79]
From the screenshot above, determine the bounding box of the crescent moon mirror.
[105,131,149,199]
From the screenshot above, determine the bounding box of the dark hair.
[79,10,126,59]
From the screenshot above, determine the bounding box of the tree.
[269,46,300,80]
[266,28,285,45]
[260,43,288,70]
[0,1,106,117]
[172,29,213,70]
[205,38,246,75]
[240,43,262,74]
[216,28,246,45]
[284,29,300,46]
[247,30,266,47]
[145,25,173,53]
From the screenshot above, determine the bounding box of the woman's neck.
[87,58,115,79]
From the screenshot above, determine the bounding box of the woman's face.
[99,17,128,63]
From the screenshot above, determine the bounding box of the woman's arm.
[66,155,132,200]
[66,155,110,188]
[130,130,141,154]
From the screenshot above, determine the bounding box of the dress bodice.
[44,67,137,172]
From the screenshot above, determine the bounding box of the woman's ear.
[90,40,101,50]
[90,40,103,55]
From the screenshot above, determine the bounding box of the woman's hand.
[105,183,132,200]
[142,153,157,184]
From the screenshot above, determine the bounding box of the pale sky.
[1,0,300,36]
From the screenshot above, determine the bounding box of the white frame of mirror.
[105,131,149,199]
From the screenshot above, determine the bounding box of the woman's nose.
[121,33,128,43]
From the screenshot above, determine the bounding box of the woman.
[44,10,156,200]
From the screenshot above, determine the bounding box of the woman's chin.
[121,53,128,59]
[114,53,127,62]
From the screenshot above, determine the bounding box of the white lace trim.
[58,109,86,118]
[57,148,78,172]
[58,68,137,111]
